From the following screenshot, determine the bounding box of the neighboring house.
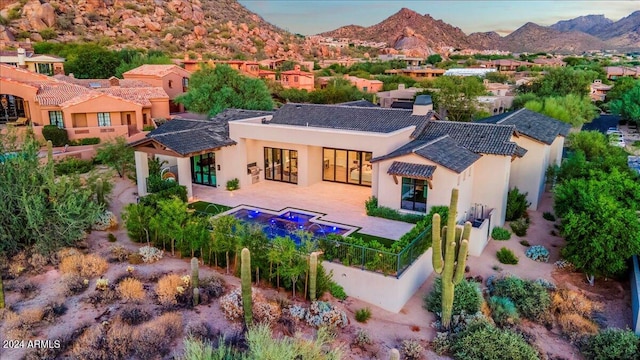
[532,57,566,68]
[131,101,565,257]
[376,84,424,108]
[477,96,514,116]
[486,59,533,72]
[483,79,512,96]
[0,48,65,76]
[318,75,383,93]
[605,66,640,80]
[122,64,191,113]
[444,68,497,77]
[280,65,315,91]
[590,79,612,101]
[477,108,571,210]
[0,64,169,141]
[385,67,445,79]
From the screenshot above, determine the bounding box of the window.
[168,80,173,89]
[37,63,54,76]
[48,111,64,128]
[143,113,148,124]
[294,76,299,82]
[97,112,111,127]
[401,178,427,213]
[322,147,372,186]
[182,77,189,91]
[264,147,298,184]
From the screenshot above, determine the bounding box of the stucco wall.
[509,136,550,210]
[376,153,473,218]
[471,154,511,227]
[323,248,434,313]
[548,136,565,167]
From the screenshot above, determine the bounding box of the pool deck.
[192,181,415,240]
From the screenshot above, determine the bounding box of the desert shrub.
[42,125,69,146]
[185,321,219,343]
[582,328,640,360]
[42,301,67,323]
[432,331,452,355]
[509,218,529,236]
[354,328,372,347]
[70,325,109,359]
[505,188,530,221]
[109,245,130,262]
[139,245,164,263]
[87,287,118,306]
[496,247,519,265]
[118,307,152,326]
[542,212,556,221]
[488,296,519,327]
[400,339,424,360]
[558,313,599,341]
[424,277,483,316]
[525,245,550,262]
[551,289,601,318]
[519,240,531,246]
[54,157,94,175]
[19,281,39,299]
[107,233,117,242]
[117,277,145,302]
[64,274,89,295]
[96,277,109,291]
[128,253,143,264]
[132,312,183,359]
[450,318,539,360]
[355,307,372,323]
[3,308,44,339]
[105,320,134,359]
[59,253,108,278]
[491,276,551,321]
[156,273,186,305]
[329,281,347,300]
[253,300,281,325]
[533,278,557,291]
[245,323,342,359]
[92,210,118,231]
[491,227,511,240]
[182,337,240,360]
[28,252,49,273]
[39,28,57,40]
[200,275,225,298]
[288,301,348,328]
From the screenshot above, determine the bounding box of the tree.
[430,76,486,122]
[610,82,640,126]
[524,94,598,127]
[63,44,120,79]
[115,52,173,78]
[96,137,135,179]
[210,215,240,273]
[603,76,637,103]
[149,198,190,256]
[526,67,597,97]
[427,54,443,65]
[175,64,273,116]
[484,71,510,84]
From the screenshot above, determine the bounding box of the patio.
[192,181,415,240]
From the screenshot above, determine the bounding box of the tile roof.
[337,100,379,107]
[53,75,151,88]
[35,82,91,106]
[268,103,431,134]
[415,121,518,155]
[388,161,436,180]
[476,108,571,145]
[96,87,169,106]
[135,109,273,156]
[123,64,190,78]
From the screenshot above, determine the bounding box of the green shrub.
[505,188,530,221]
[450,318,539,360]
[226,178,239,191]
[488,296,519,326]
[42,125,69,147]
[398,205,448,243]
[364,196,426,223]
[424,277,483,316]
[76,137,100,145]
[355,307,372,323]
[329,281,346,300]
[39,28,57,40]
[491,276,551,321]
[142,125,155,131]
[542,212,556,221]
[519,240,530,246]
[496,247,519,265]
[509,218,529,236]
[54,157,94,175]
[491,227,511,240]
[581,328,640,360]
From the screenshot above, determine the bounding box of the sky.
[237,1,639,36]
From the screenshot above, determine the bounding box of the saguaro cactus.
[95,178,104,206]
[46,140,53,163]
[191,257,199,305]
[432,188,472,330]
[389,348,400,360]
[309,252,318,301]
[241,248,253,326]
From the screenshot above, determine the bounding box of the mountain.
[0,0,311,60]
[550,14,613,35]
[499,22,608,53]
[320,8,471,55]
[590,11,640,49]
[466,31,502,51]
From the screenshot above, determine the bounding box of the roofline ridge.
[496,108,524,124]
[414,135,449,152]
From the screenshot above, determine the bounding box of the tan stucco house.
[123,64,191,113]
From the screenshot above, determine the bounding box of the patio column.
[176,156,193,200]
[135,151,149,197]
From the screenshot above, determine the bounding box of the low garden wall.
[323,248,434,313]
[468,209,496,256]
[632,255,640,335]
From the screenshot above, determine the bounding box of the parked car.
[606,127,622,135]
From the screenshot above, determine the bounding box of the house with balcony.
[279,65,314,91]
[0,64,169,141]
[122,64,191,113]
[590,79,613,101]
[0,48,65,76]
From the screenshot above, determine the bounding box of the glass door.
[264,147,297,184]
[191,153,216,186]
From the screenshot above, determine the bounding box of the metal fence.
[318,225,432,278]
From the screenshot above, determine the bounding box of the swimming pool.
[222,206,358,243]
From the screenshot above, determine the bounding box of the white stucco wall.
[376,153,473,218]
[323,248,434,313]
[470,154,511,227]
[509,136,550,210]
[548,136,565,167]
[134,151,149,197]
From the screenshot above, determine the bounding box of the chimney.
[294,64,300,71]
[184,53,189,61]
[69,73,75,78]
[398,83,406,90]
[17,48,26,68]
[412,95,433,116]
[109,76,120,87]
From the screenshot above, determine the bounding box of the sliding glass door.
[322,147,372,187]
[264,147,298,184]
[192,153,216,186]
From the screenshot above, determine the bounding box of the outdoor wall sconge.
[217,165,220,171]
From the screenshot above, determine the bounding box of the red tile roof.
[122,64,190,78]
[96,87,169,106]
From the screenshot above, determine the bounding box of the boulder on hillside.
[145,21,162,31]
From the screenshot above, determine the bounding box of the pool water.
[229,208,351,243]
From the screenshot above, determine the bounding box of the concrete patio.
[192,181,414,240]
